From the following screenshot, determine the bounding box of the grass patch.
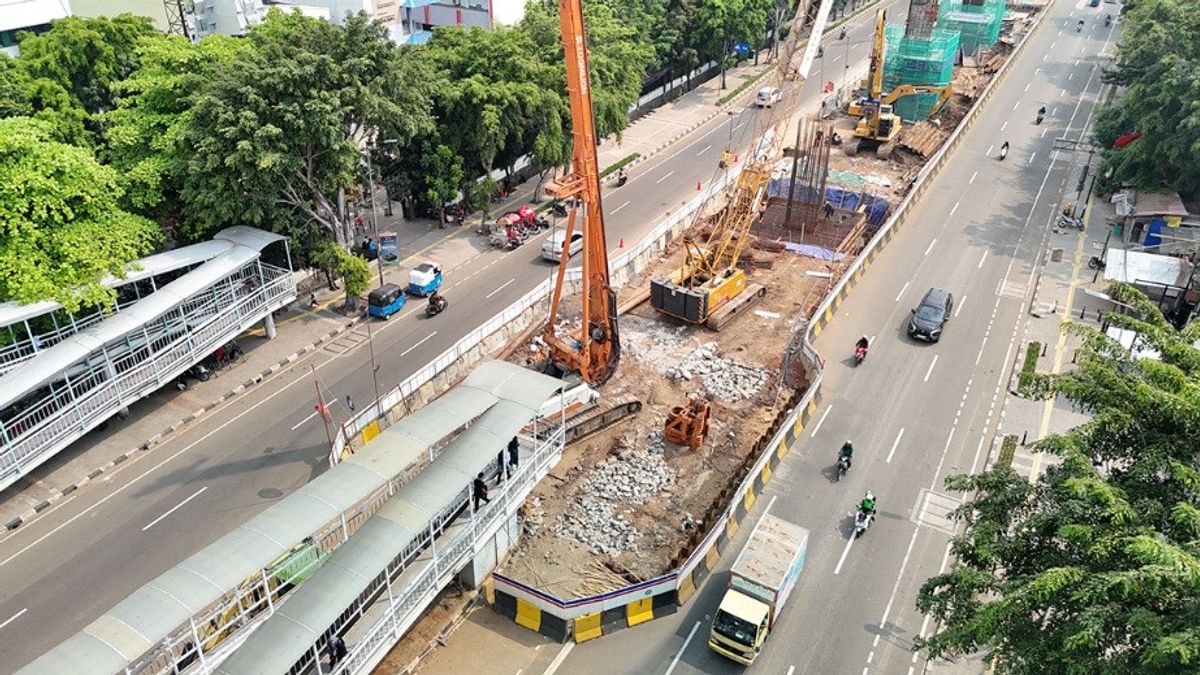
[997,435,1018,470]
[599,152,641,179]
[716,67,773,107]
[1016,341,1053,399]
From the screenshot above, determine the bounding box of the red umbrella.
[1113,132,1142,149]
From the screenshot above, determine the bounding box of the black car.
[908,287,953,342]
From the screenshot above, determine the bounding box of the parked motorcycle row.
[485,204,552,250]
[176,340,245,391]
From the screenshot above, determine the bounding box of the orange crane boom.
[542,0,620,385]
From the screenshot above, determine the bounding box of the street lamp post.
[364,138,399,288]
[724,110,736,189]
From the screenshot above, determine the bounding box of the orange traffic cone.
[733,154,739,163]
[618,237,624,248]
[696,181,702,191]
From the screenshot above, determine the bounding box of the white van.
[541,229,584,262]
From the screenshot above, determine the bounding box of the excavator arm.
[542,0,620,385]
[880,83,954,117]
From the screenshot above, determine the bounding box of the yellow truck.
[708,514,809,665]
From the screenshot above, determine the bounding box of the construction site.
[377,0,1041,668]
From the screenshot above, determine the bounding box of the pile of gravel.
[554,433,676,555]
[667,342,769,403]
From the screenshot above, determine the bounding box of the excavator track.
[562,397,642,444]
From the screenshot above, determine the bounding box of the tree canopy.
[0,117,160,311]
[916,284,1200,674]
[1093,0,1200,199]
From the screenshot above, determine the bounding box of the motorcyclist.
[1076,19,1084,31]
[999,141,1010,159]
[616,168,628,186]
[858,490,877,516]
[839,440,854,467]
[429,289,446,310]
[1104,13,1111,26]
[1036,105,1046,124]
[855,335,870,353]
[839,26,847,40]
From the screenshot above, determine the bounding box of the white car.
[541,229,584,262]
[756,86,782,107]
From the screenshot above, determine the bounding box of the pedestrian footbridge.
[19,361,567,675]
[0,227,295,492]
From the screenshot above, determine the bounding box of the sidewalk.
[998,189,1115,481]
[0,52,781,535]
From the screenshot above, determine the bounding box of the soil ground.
[501,242,831,597]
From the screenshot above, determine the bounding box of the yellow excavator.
[848,83,953,118]
[650,0,831,329]
[844,9,903,159]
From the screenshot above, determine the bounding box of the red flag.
[1113,132,1142,149]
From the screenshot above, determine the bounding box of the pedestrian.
[473,472,490,510]
[345,395,355,413]
[823,202,835,219]
[497,450,507,481]
[508,436,520,471]
[329,635,347,666]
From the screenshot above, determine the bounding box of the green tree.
[9,14,156,144]
[695,0,768,89]
[426,25,563,183]
[310,240,372,307]
[179,11,433,250]
[916,284,1200,674]
[102,33,244,216]
[1092,0,1200,198]
[422,144,465,229]
[0,117,161,312]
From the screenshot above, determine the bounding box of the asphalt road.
[0,6,895,670]
[538,2,1116,675]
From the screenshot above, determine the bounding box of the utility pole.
[364,138,399,288]
[311,365,334,457]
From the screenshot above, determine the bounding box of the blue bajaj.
[406,262,443,296]
[368,283,406,320]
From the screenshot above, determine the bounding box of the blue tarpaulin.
[783,242,845,261]
[767,179,890,226]
[1144,217,1165,247]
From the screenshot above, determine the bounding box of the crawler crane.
[650,0,834,329]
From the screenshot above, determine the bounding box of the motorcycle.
[854,509,874,538]
[1105,14,1112,27]
[425,295,448,317]
[1076,21,1083,32]
[999,144,1009,160]
[176,363,212,391]
[854,344,868,366]
[835,454,852,482]
[551,201,569,218]
[1059,213,1084,231]
[1088,255,1106,270]
[615,172,628,187]
[1036,112,1045,125]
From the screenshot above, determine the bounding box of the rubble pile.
[554,433,676,555]
[667,342,770,403]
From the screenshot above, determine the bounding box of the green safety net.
[881,25,960,121]
[938,0,1005,54]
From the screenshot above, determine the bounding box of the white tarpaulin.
[1103,248,1193,288]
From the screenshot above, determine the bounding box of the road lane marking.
[886,427,906,464]
[0,344,350,567]
[733,122,745,132]
[543,642,574,675]
[665,621,702,675]
[1042,127,1048,138]
[975,337,988,365]
[894,281,910,303]
[978,250,988,268]
[696,144,712,156]
[0,608,27,630]
[291,398,337,430]
[612,200,631,214]
[986,144,994,155]
[810,405,833,438]
[142,487,208,532]
[1068,72,1074,80]
[787,667,796,675]
[1029,152,1037,164]
[655,170,675,184]
[400,331,438,357]
[834,533,855,575]
[999,120,1007,132]
[955,295,966,317]
[1025,82,1031,92]
[1012,101,1019,111]
[485,278,516,299]
[949,201,959,216]
[924,355,939,382]
[923,238,937,256]
[969,171,977,184]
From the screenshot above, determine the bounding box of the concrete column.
[459,511,519,589]
[263,312,277,340]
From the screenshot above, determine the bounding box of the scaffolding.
[882,25,960,121]
[938,0,1005,56]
